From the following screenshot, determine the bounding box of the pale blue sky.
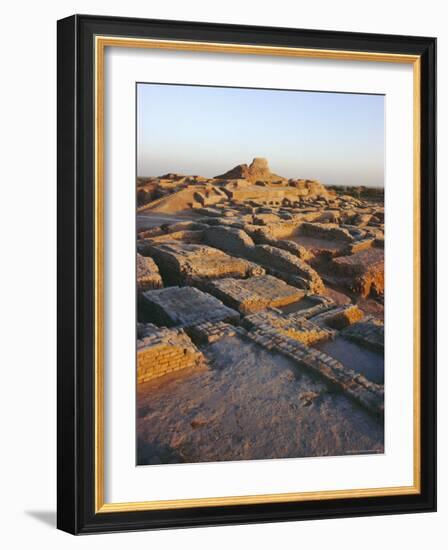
[137,83,384,187]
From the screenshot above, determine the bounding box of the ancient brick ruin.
[136,158,385,462]
[137,323,206,382]
[207,275,304,314]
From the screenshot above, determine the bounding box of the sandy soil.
[137,335,384,465]
[315,336,384,384]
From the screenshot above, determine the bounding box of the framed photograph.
[57,14,436,534]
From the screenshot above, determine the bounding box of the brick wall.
[137,324,206,383]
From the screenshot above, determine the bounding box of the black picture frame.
[57,14,436,534]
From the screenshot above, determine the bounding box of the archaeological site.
[136,157,385,465]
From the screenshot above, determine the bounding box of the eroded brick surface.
[207,275,304,314]
[140,286,240,328]
[247,327,383,416]
[137,324,206,382]
[342,317,384,352]
[137,253,163,290]
[332,248,384,297]
[187,321,245,344]
[144,242,264,285]
[136,157,384,428]
[243,310,335,346]
[249,244,324,294]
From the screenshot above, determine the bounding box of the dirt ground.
[137,335,384,465]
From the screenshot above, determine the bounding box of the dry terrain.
[136,158,385,464]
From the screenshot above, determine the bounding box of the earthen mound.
[215,157,287,184]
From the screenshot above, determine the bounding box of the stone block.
[332,248,384,297]
[186,321,243,344]
[207,275,304,314]
[250,244,324,294]
[203,225,255,256]
[140,286,240,328]
[145,242,264,285]
[342,316,384,352]
[137,253,163,290]
[243,310,334,346]
[137,324,206,382]
[310,304,364,330]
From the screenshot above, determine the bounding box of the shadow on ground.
[25,510,56,528]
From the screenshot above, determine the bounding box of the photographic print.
[136,83,385,466]
[58,16,436,533]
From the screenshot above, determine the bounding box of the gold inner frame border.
[94,35,421,513]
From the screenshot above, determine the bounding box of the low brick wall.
[137,324,206,383]
[300,221,354,242]
[243,310,335,346]
[145,242,264,286]
[245,220,301,242]
[344,238,375,255]
[332,248,384,297]
[258,237,312,262]
[203,225,255,256]
[137,254,163,290]
[186,321,245,344]
[140,286,240,328]
[249,244,324,294]
[247,326,384,416]
[207,275,304,314]
[342,317,384,352]
[310,304,364,330]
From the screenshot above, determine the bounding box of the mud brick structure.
[141,229,205,245]
[193,185,227,206]
[310,304,364,330]
[137,324,206,383]
[345,237,375,255]
[136,254,163,290]
[374,236,385,248]
[202,225,255,256]
[207,275,304,314]
[245,220,301,242]
[342,316,384,352]
[186,321,245,344]
[300,221,355,242]
[223,185,304,205]
[138,220,208,240]
[144,242,264,285]
[250,244,324,293]
[140,286,240,328]
[253,212,282,225]
[261,237,313,261]
[247,326,384,416]
[199,216,247,229]
[281,295,337,319]
[332,247,384,297]
[136,157,386,451]
[243,310,335,346]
